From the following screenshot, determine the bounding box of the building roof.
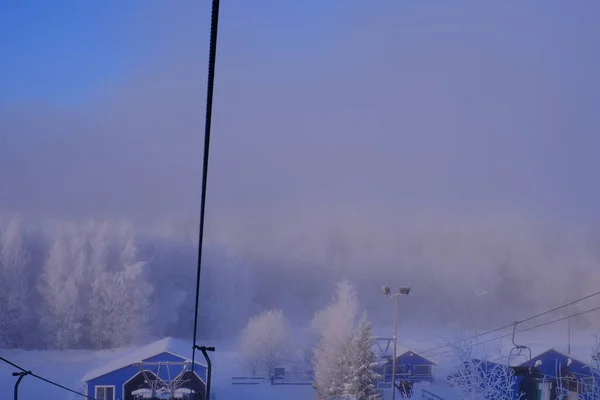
[519,348,591,369]
[518,348,594,378]
[396,348,438,366]
[82,337,207,382]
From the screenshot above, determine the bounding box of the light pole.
[382,285,411,400]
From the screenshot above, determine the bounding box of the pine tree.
[343,314,382,400]
[328,338,352,399]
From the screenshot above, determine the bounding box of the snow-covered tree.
[585,332,600,400]
[38,220,152,349]
[37,221,91,348]
[238,309,290,375]
[312,280,358,400]
[199,246,258,339]
[343,314,382,400]
[447,334,521,400]
[89,234,153,349]
[553,333,600,400]
[0,217,32,348]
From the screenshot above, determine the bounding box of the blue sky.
[0,1,144,104]
[0,0,342,106]
[1,0,600,231]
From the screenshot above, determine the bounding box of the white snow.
[1,329,598,400]
[81,337,207,382]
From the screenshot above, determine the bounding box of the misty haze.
[1,1,600,400]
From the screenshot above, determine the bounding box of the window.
[96,386,115,400]
[561,375,578,393]
[414,365,431,376]
[582,377,596,394]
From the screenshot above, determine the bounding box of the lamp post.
[382,285,411,400]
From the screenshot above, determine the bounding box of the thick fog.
[1,0,600,349]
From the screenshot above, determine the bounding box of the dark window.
[561,376,578,393]
[414,365,431,375]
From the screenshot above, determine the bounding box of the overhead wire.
[190,0,221,381]
[0,356,95,399]
[425,303,600,359]
[419,289,600,357]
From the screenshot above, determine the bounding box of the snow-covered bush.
[447,333,521,400]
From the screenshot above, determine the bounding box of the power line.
[190,0,220,387]
[426,304,600,359]
[1,356,95,399]
[420,289,600,356]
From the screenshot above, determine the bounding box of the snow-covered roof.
[82,337,207,382]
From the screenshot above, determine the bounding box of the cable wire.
[426,303,600,359]
[1,356,95,399]
[191,0,221,379]
[420,289,600,356]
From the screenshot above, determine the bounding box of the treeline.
[3,211,600,350]
[0,217,257,350]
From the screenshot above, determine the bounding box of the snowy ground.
[1,328,597,400]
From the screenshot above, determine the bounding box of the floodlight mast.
[382,285,410,400]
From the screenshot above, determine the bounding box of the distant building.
[376,348,437,383]
[81,337,208,400]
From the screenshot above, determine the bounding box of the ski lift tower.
[381,285,411,400]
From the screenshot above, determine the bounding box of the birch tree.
[238,309,290,375]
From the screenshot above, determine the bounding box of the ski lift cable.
[420,289,600,356]
[0,356,96,400]
[426,304,600,359]
[190,0,220,382]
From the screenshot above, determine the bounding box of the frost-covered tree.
[199,246,258,339]
[343,314,382,400]
[238,309,290,375]
[0,217,32,348]
[585,332,600,400]
[37,220,152,349]
[447,334,521,400]
[37,221,91,348]
[89,234,153,349]
[312,280,358,400]
[554,333,600,400]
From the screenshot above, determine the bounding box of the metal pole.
[12,372,28,400]
[568,317,571,355]
[392,294,398,400]
[195,345,215,400]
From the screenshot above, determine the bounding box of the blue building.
[517,348,598,399]
[81,337,208,400]
[377,348,437,383]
